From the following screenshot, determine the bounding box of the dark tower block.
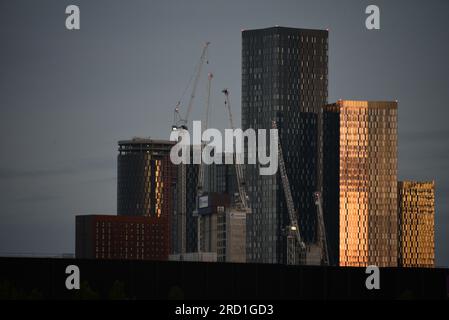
[117,138,176,252]
[242,27,328,264]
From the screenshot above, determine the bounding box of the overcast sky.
[0,0,448,266]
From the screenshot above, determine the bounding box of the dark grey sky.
[0,0,448,266]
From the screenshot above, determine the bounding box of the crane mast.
[171,42,210,254]
[222,89,251,214]
[271,120,305,265]
[314,191,329,266]
[196,73,213,195]
[272,120,329,266]
[196,73,213,252]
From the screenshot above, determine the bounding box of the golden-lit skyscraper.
[398,181,435,268]
[323,100,398,267]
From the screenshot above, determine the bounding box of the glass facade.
[117,139,176,254]
[242,27,328,264]
[172,161,199,254]
[117,139,175,218]
[185,163,199,252]
[172,149,233,255]
[204,153,237,197]
[398,180,435,267]
[323,100,398,267]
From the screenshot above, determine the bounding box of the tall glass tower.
[398,180,435,268]
[117,138,176,218]
[117,138,177,254]
[242,27,328,264]
[323,100,398,267]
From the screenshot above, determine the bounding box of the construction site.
[166,41,330,267]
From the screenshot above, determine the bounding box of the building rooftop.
[118,137,175,146]
[242,26,328,34]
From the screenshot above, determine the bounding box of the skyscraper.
[196,192,246,263]
[242,27,328,264]
[398,180,435,268]
[184,162,199,253]
[323,100,398,267]
[117,138,176,217]
[204,154,237,197]
[117,138,176,253]
[172,147,200,255]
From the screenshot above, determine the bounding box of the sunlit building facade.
[323,100,398,267]
[117,138,176,254]
[398,180,435,267]
[117,138,176,218]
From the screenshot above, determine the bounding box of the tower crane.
[271,120,305,265]
[171,42,210,254]
[173,42,210,131]
[196,73,213,195]
[272,120,330,266]
[195,73,214,253]
[222,89,251,214]
[314,191,330,266]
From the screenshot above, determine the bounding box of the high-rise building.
[204,154,237,197]
[218,209,247,263]
[197,193,246,263]
[323,100,398,267]
[75,215,170,260]
[117,138,176,254]
[172,151,199,255]
[242,27,328,264]
[174,152,237,255]
[197,193,230,255]
[398,180,435,267]
[117,138,176,217]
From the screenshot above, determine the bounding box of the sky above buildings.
[0,0,448,266]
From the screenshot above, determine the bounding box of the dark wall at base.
[0,257,447,300]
